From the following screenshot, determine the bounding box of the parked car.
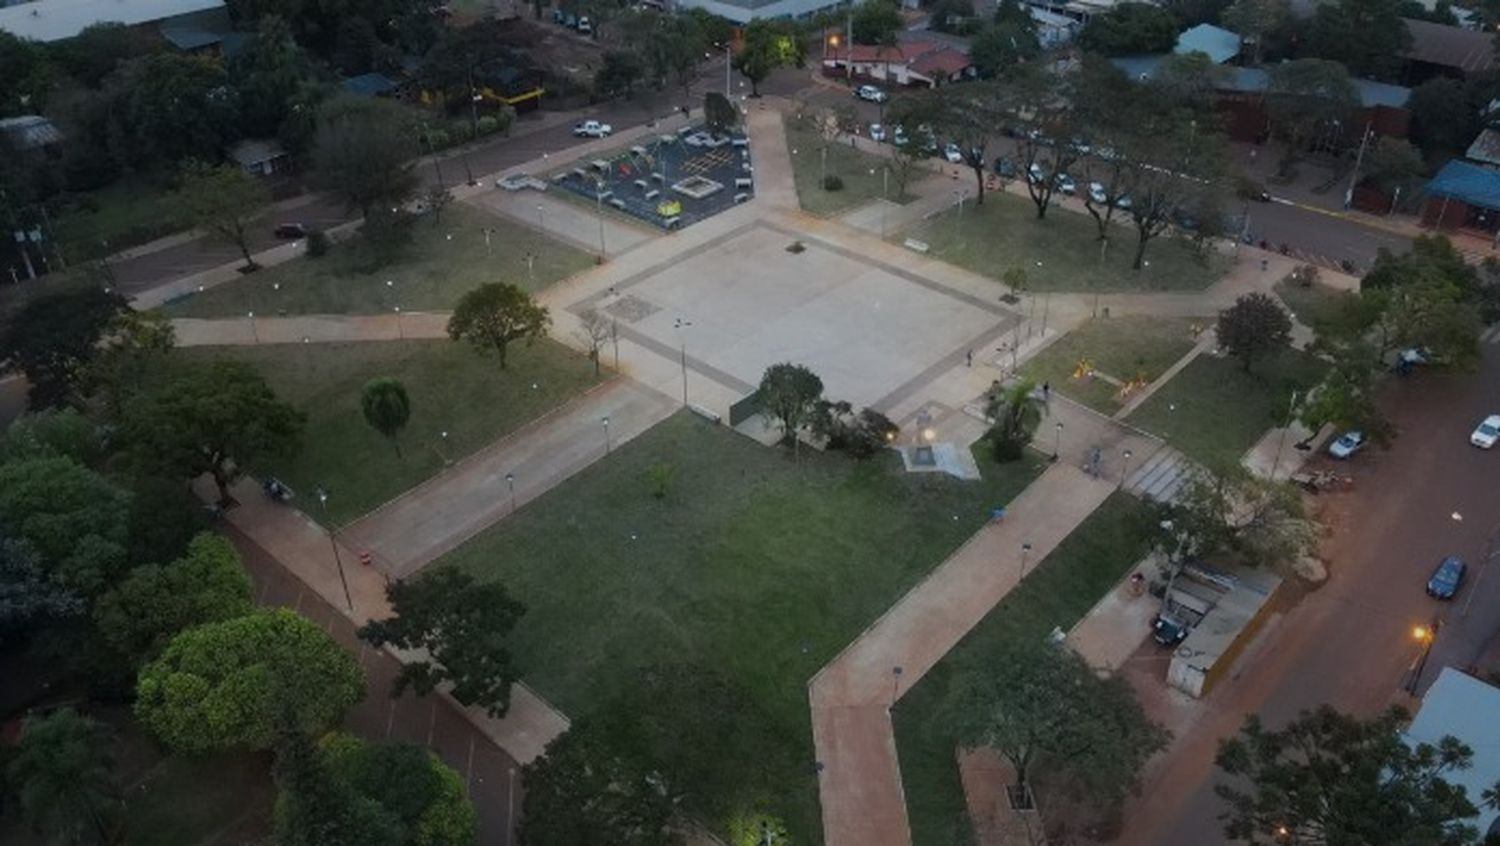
[1054,173,1076,194]
[1327,430,1366,459]
[854,85,888,103]
[1152,614,1189,647]
[993,157,1016,177]
[868,123,886,142]
[1471,414,1500,449]
[573,119,612,138]
[1427,556,1466,600]
[1088,181,1108,204]
[943,143,964,164]
[274,223,309,239]
[576,15,593,33]
[892,125,909,147]
[1114,193,1132,209]
[1027,163,1046,184]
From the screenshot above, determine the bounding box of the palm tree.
[7,708,123,844]
[985,378,1043,462]
[360,378,412,458]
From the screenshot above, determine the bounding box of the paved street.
[1117,345,1500,845]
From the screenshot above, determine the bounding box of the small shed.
[228,138,290,177]
[1423,159,1500,235]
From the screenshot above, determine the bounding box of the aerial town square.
[4,0,1500,843]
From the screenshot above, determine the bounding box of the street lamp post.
[505,472,516,513]
[602,415,611,454]
[820,147,827,192]
[1019,542,1033,579]
[674,318,693,406]
[536,203,545,232]
[393,306,404,340]
[525,252,536,287]
[438,430,452,465]
[1121,448,1133,489]
[1052,421,1063,461]
[1270,389,1300,481]
[315,488,355,612]
[890,665,904,707]
[247,311,259,344]
[594,179,607,261]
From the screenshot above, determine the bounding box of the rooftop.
[1403,669,1500,838]
[0,114,62,149]
[1402,17,1498,74]
[341,72,399,98]
[1174,23,1240,64]
[1427,159,1500,209]
[1111,56,1411,108]
[0,0,224,42]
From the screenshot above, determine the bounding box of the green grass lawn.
[785,121,913,217]
[181,339,601,525]
[53,176,195,264]
[900,193,1226,293]
[1126,349,1328,470]
[1274,278,1360,337]
[161,204,593,319]
[893,493,1155,845]
[1020,316,1206,414]
[438,412,1044,841]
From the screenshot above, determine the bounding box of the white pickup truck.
[573,119,613,138]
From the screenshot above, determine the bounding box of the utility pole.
[846,7,854,83]
[1343,122,1373,210]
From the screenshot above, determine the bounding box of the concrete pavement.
[810,464,1117,846]
[340,377,678,578]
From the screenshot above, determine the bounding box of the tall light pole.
[594,178,607,262]
[505,472,516,513]
[1120,448,1133,489]
[1019,542,1033,579]
[315,488,355,612]
[1269,389,1300,481]
[724,42,732,98]
[1052,421,1063,461]
[602,415,611,454]
[674,318,692,406]
[247,311,259,344]
[393,306,404,340]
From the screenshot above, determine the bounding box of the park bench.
[734,192,749,204]
[904,238,930,254]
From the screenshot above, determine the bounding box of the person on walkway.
[966,349,973,367]
[1042,382,1051,404]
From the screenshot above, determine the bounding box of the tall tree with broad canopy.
[1304,0,1411,80]
[895,83,1006,204]
[358,568,525,718]
[230,14,310,136]
[6,708,123,845]
[320,734,478,846]
[136,608,364,753]
[518,718,678,846]
[1165,467,1316,570]
[447,282,551,371]
[122,359,305,505]
[1220,0,1290,64]
[177,159,272,271]
[734,19,803,97]
[756,362,825,452]
[1116,99,1229,269]
[984,379,1043,461]
[0,287,125,408]
[1004,63,1087,220]
[83,308,176,418]
[943,643,1169,806]
[93,532,253,666]
[1217,293,1293,373]
[0,456,130,597]
[969,18,1040,78]
[0,407,104,466]
[1216,705,1482,844]
[852,0,903,44]
[1078,2,1180,55]
[0,535,84,644]
[360,377,412,458]
[272,731,403,846]
[121,52,242,165]
[1264,59,1359,169]
[704,91,740,135]
[312,95,419,220]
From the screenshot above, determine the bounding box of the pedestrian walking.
[966,349,973,367]
[1042,382,1051,403]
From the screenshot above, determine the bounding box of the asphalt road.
[107,62,817,298]
[1118,342,1500,845]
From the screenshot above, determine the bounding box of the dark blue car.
[1427,556,1466,600]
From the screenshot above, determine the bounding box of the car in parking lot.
[1054,173,1076,194]
[868,123,886,142]
[1327,430,1366,459]
[1427,556,1466,599]
[1472,414,1500,449]
[274,223,309,239]
[993,157,1016,177]
[892,126,909,147]
[573,119,612,138]
[943,143,964,163]
[854,85,888,103]
[1152,614,1189,647]
[1027,163,1046,184]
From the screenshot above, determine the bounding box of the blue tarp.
[1175,23,1241,64]
[1426,160,1500,209]
[341,73,398,97]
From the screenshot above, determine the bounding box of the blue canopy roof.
[1426,160,1500,210]
[1175,23,1240,64]
[341,73,398,97]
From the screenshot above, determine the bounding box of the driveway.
[1117,344,1500,845]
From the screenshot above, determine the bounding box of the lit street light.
[1052,421,1063,461]
[1121,448,1133,489]
[1019,542,1033,579]
[247,311,259,344]
[314,488,355,612]
[505,472,516,513]
[602,415,611,454]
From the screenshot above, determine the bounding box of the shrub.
[648,462,674,499]
[989,430,1026,463]
[449,121,474,143]
[425,128,451,150]
[822,174,844,191]
[477,115,499,135]
[305,230,329,257]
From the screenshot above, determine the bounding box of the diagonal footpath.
[809,464,1116,846]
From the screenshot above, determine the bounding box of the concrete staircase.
[1124,445,1197,504]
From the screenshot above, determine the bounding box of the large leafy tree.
[321,734,478,846]
[0,287,125,408]
[6,708,123,845]
[1117,99,1228,269]
[852,0,903,45]
[984,379,1043,462]
[273,732,403,846]
[136,608,364,753]
[1407,78,1478,161]
[0,456,130,596]
[84,309,177,418]
[519,719,677,846]
[358,568,525,717]
[943,644,1168,806]
[231,14,311,136]
[734,19,803,97]
[594,50,645,99]
[312,95,419,220]
[1265,59,1359,167]
[1220,0,1290,64]
[447,282,551,371]
[360,378,411,457]
[1166,468,1316,569]
[0,535,84,643]
[122,359,305,505]
[0,407,104,466]
[756,362,824,451]
[120,52,241,164]
[177,159,271,270]
[1218,293,1293,373]
[0,31,53,116]
[1299,335,1392,444]
[1078,2,1179,56]
[1216,705,1481,844]
[1359,237,1482,366]
[1304,0,1411,80]
[49,22,152,88]
[93,532,253,666]
[970,19,1040,79]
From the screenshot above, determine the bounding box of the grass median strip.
[1020,316,1206,414]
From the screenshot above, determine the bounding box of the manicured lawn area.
[1020,316,1206,414]
[181,339,601,525]
[1274,278,1359,337]
[53,176,194,264]
[162,204,593,318]
[785,121,914,217]
[439,412,1044,841]
[893,493,1156,846]
[1126,349,1328,470]
[899,192,1226,292]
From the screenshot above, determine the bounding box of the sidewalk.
[201,475,570,767]
[809,463,1117,846]
[340,377,677,578]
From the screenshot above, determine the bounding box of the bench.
[610,198,627,210]
[734,177,753,189]
[590,159,609,171]
[644,189,660,200]
[734,192,749,203]
[662,216,681,229]
[904,238,930,254]
[631,145,648,157]
[689,404,721,424]
[731,136,749,147]
[595,189,613,201]
[651,172,666,182]
[634,179,649,190]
